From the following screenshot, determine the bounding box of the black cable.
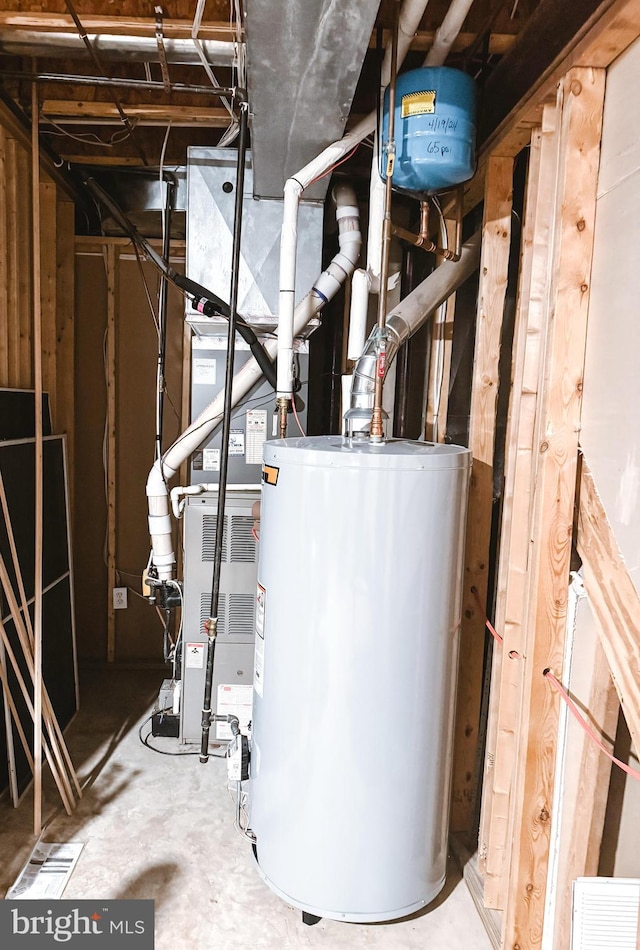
[137,711,226,757]
[82,175,278,391]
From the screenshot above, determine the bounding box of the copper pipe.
[371,0,400,442]
[392,187,464,261]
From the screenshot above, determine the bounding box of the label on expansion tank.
[253,583,266,697]
[401,89,436,118]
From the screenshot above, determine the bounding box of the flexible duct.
[345,228,481,433]
[146,183,361,580]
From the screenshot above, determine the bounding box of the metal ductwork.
[0,31,236,66]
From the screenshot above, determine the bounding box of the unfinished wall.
[580,35,640,877]
[0,127,75,446]
[74,242,186,665]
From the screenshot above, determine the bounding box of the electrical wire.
[544,670,640,782]
[137,711,227,757]
[40,114,132,148]
[306,143,361,189]
[291,397,306,437]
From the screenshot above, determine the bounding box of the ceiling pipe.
[345,228,481,436]
[0,30,236,66]
[276,0,432,431]
[146,183,361,580]
[424,0,476,66]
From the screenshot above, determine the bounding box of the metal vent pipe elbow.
[345,228,482,435]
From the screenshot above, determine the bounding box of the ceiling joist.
[0,13,236,42]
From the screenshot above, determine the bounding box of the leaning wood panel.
[578,460,640,751]
[481,104,560,909]
[450,155,513,833]
[503,68,605,950]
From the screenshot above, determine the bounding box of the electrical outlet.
[113,587,128,610]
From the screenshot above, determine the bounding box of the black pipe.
[82,175,278,392]
[155,177,175,460]
[200,102,249,764]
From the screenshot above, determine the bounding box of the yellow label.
[401,90,436,118]
[262,464,279,486]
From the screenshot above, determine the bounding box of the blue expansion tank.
[381,67,476,195]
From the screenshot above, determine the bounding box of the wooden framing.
[480,103,561,909]
[106,244,117,665]
[578,461,640,750]
[502,67,605,949]
[451,155,513,833]
[0,13,236,42]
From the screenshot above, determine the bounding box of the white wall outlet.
[113,587,128,610]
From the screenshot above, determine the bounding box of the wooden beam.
[106,244,117,664]
[18,142,33,387]
[480,103,560,910]
[373,28,518,56]
[450,155,513,833]
[503,67,605,950]
[577,459,640,751]
[425,217,458,443]
[41,101,231,127]
[0,14,235,42]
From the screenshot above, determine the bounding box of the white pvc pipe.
[347,268,371,361]
[147,184,361,579]
[276,0,432,400]
[424,0,476,67]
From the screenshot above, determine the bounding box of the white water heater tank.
[249,436,471,922]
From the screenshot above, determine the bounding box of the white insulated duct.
[146,183,361,580]
[346,228,481,432]
[276,0,432,400]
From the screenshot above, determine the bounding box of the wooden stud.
[40,179,57,422]
[55,199,75,511]
[18,142,33,388]
[502,67,606,950]
[0,127,8,387]
[106,244,117,664]
[577,459,640,751]
[6,137,20,388]
[31,82,44,836]
[549,590,619,950]
[481,104,560,909]
[450,155,513,833]
[425,217,458,444]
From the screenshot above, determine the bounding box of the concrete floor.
[0,668,492,950]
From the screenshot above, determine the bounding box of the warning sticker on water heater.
[253,583,266,697]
